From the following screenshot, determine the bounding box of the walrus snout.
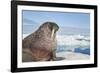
[48,22,59,32]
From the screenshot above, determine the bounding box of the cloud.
[23,18,38,25]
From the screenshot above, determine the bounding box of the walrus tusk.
[51,29,55,39]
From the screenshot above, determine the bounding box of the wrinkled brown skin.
[22,22,59,62]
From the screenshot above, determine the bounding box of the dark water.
[74,48,90,55]
[56,45,90,55]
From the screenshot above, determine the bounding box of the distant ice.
[57,35,90,46]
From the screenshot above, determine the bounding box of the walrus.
[22,22,59,62]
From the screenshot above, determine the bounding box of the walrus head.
[38,22,59,39]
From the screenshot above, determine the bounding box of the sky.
[22,10,90,35]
